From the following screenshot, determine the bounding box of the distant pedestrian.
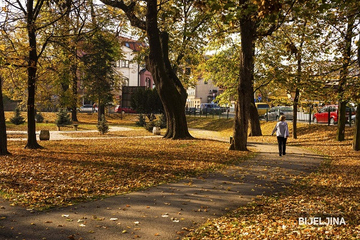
[272,115,289,156]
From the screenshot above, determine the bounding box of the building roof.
[118,37,145,52]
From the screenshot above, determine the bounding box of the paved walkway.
[0,129,324,240]
[7,126,135,141]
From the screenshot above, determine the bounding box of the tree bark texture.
[353,102,360,151]
[0,76,10,155]
[249,101,262,136]
[71,46,79,122]
[101,0,191,139]
[145,0,191,139]
[293,53,301,139]
[336,16,354,141]
[354,38,360,151]
[292,89,299,139]
[230,1,256,151]
[98,102,105,122]
[25,1,42,149]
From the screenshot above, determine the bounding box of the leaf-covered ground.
[0,138,249,210]
[186,122,360,239]
[3,113,360,238]
[5,112,137,131]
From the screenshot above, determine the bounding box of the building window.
[119,60,129,68]
[145,77,151,88]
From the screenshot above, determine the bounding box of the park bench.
[57,124,79,131]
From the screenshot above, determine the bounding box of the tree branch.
[100,0,146,30]
[256,0,297,37]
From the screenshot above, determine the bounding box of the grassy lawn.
[62,128,154,138]
[5,111,137,131]
[186,118,360,239]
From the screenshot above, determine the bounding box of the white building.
[113,37,154,105]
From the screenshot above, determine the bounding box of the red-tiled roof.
[118,36,145,52]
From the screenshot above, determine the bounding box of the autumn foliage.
[186,121,360,239]
[1,113,359,239]
[0,137,248,210]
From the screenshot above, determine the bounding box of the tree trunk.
[292,89,299,139]
[354,33,360,151]
[146,1,192,139]
[25,6,42,149]
[100,0,191,139]
[292,20,306,140]
[336,16,354,142]
[249,100,262,136]
[230,1,256,151]
[64,2,78,123]
[336,101,347,141]
[0,76,10,155]
[353,102,360,151]
[98,102,105,122]
[71,51,79,122]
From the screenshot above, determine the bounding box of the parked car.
[200,103,223,115]
[351,115,356,125]
[255,102,270,117]
[313,105,354,124]
[78,104,98,113]
[115,105,136,113]
[186,107,199,115]
[264,106,293,121]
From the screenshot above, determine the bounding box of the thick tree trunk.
[0,76,10,155]
[230,2,256,151]
[25,10,42,149]
[146,0,191,139]
[353,103,360,151]
[249,100,262,136]
[159,82,190,139]
[100,0,191,139]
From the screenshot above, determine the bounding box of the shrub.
[55,108,72,126]
[97,114,109,134]
[10,108,25,125]
[145,120,156,132]
[35,111,44,123]
[136,114,146,127]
